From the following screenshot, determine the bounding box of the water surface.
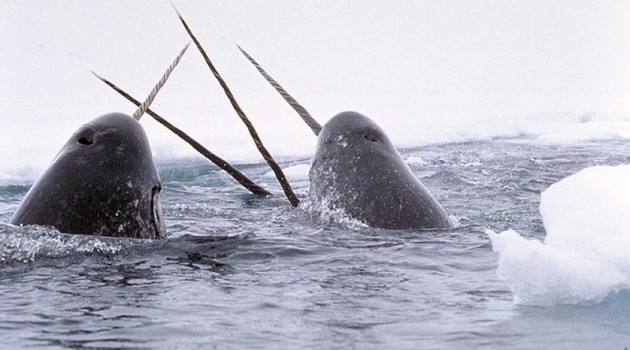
[1,139,630,349]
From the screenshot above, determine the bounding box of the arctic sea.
[1,112,630,349]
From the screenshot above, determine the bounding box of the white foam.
[488,165,630,305]
[299,196,369,230]
[405,155,428,166]
[264,163,310,181]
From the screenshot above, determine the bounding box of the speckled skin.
[309,111,452,229]
[10,113,165,239]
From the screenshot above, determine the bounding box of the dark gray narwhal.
[10,44,191,238]
[237,47,453,229]
[10,113,165,238]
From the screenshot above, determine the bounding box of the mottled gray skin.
[308,111,452,229]
[10,113,165,239]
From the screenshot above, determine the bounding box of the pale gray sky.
[1,0,629,167]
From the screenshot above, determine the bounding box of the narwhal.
[10,45,193,238]
[236,47,453,229]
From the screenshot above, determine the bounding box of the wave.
[0,224,147,265]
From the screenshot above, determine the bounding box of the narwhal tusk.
[237,45,322,136]
[174,7,301,208]
[92,71,272,197]
[132,42,190,120]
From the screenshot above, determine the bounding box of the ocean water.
[2,113,630,349]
